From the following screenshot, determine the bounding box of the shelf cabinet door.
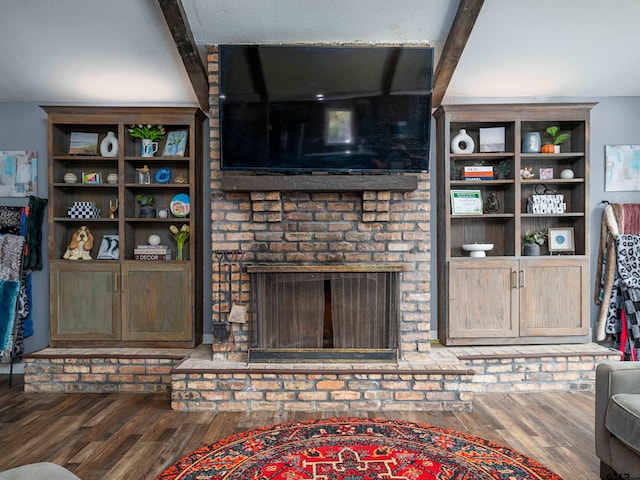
[519,258,589,337]
[447,260,518,340]
[50,262,120,342]
[121,262,192,341]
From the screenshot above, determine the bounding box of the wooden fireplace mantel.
[246,263,407,273]
[221,174,418,192]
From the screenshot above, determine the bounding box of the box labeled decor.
[134,244,171,260]
[464,165,494,180]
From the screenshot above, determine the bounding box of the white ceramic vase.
[451,129,474,154]
[100,131,119,157]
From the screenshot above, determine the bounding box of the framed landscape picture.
[69,132,99,155]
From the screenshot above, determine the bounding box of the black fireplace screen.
[250,271,398,361]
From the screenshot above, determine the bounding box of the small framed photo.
[163,130,189,156]
[451,189,483,215]
[540,167,554,180]
[82,172,101,184]
[548,227,575,253]
[97,234,120,260]
[69,132,99,155]
[325,108,354,145]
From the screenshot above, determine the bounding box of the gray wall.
[0,103,212,358]
[0,103,49,355]
[2,98,639,354]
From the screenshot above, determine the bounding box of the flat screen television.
[218,44,434,173]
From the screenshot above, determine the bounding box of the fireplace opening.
[249,268,399,362]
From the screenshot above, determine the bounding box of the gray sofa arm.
[595,361,640,467]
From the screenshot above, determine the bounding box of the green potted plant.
[128,125,166,157]
[136,193,156,218]
[522,228,547,256]
[496,160,511,179]
[542,126,569,154]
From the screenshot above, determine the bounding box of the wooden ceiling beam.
[157,0,210,112]
[432,0,484,108]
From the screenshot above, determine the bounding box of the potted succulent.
[496,160,511,179]
[541,126,569,154]
[522,228,547,256]
[136,193,156,218]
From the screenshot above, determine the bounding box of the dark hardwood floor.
[0,374,599,479]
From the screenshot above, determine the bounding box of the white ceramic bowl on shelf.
[462,243,494,257]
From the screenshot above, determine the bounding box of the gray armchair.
[596,361,640,479]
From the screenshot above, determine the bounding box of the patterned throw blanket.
[613,234,640,361]
[0,234,25,363]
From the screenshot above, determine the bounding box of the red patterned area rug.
[157,417,562,479]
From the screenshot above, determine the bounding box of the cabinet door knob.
[512,270,519,289]
[114,274,119,292]
[520,270,526,288]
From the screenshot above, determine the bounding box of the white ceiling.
[1,0,639,106]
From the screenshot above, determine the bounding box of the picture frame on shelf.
[163,130,189,156]
[548,227,575,253]
[479,126,505,153]
[539,167,554,180]
[450,189,483,215]
[69,132,99,155]
[82,172,101,184]
[97,234,120,260]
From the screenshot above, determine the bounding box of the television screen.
[219,44,434,173]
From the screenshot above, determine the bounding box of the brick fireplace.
[208,45,432,365]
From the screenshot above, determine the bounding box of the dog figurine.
[63,225,94,260]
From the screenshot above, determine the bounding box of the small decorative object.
[520,167,534,179]
[109,198,120,220]
[108,198,119,219]
[484,192,499,214]
[560,168,575,179]
[100,131,119,157]
[154,167,171,184]
[128,124,166,157]
[163,130,188,156]
[451,129,474,154]
[63,172,78,184]
[137,193,156,218]
[63,225,94,260]
[97,234,119,260]
[170,193,190,217]
[67,201,100,219]
[479,127,505,153]
[548,227,575,253]
[137,165,151,184]
[462,243,494,258]
[450,190,482,215]
[522,132,541,153]
[169,224,190,260]
[148,234,162,246]
[539,168,554,180]
[173,173,187,184]
[450,160,460,180]
[527,185,566,214]
[496,160,511,179]
[542,125,569,154]
[522,228,547,256]
[158,209,169,219]
[69,132,99,155]
[106,172,119,184]
[82,172,101,184]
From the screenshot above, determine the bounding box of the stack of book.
[464,166,494,181]
[134,244,171,261]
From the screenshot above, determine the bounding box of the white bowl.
[462,243,494,257]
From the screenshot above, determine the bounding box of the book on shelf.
[464,165,494,180]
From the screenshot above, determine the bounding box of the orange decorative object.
[541,144,555,154]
